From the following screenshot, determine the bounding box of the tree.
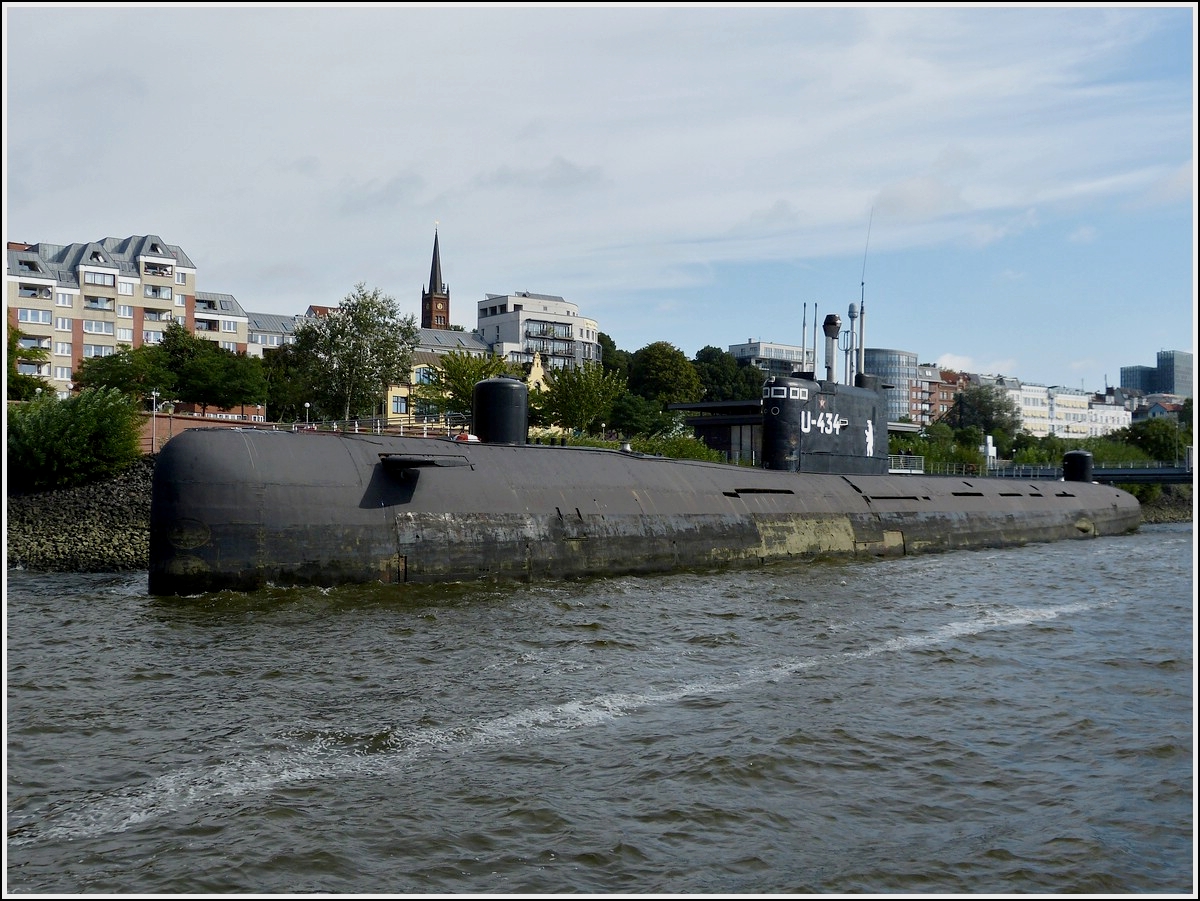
[6,387,142,492]
[608,392,679,438]
[542,362,627,433]
[72,343,175,402]
[262,342,310,423]
[176,345,267,415]
[598,332,632,381]
[628,341,702,406]
[411,350,517,417]
[939,384,1022,436]
[1115,416,1190,464]
[292,283,419,420]
[7,324,53,400]
[692,346,763,401]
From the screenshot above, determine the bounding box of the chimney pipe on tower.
[822,314,841,383]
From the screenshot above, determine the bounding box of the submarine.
[148,317,1141,595]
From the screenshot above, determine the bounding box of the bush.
[7,388,143,493]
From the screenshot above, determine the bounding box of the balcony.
[144,285,173,301]
[83,296,114,311]
[143,264,174,278]
[18,284,51,299]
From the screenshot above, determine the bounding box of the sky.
[4,3,1196,394]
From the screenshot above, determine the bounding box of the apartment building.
[727,339,816,379]
[476,292,601,370]
[7,235,248,395]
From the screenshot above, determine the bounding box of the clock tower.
[421,229,450,330]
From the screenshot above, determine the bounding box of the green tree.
[293,283,420,420]
[598,332,632,381]
[176,345,267,415]
[6,324,53,400]
[692,345,763,401]
[1115,416,1190,464]
[940,384,1022,437]
[72,343,175,402]
[629,341,702,406]
[608,392,679,438]
[412,350,516,417]
[542,362,627,433]
[6,387,142,492]
[262,342,311,423]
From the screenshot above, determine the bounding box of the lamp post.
[151,389,160,453]
[305,402,310,425]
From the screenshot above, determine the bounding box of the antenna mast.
[858,207,872,377]
[800,302,807,373]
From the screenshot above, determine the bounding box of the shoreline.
[4,456,1193,574]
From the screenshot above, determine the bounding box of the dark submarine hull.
[148,426,1141,596]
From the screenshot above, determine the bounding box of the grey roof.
[7,234,195,290]
[483,291,566,303]
[418,328,490,353]
[246,310,302,334]
[195,290,247,316]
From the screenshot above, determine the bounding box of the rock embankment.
[6,455,156,572]
[4,457,1193,573]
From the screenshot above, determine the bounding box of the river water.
[4,523,1194,895]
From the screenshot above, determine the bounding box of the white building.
[476,292,601,370]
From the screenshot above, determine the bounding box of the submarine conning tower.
[473,376,529,445]
[761,313,888,474]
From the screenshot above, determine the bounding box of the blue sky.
[4,3,1195,393]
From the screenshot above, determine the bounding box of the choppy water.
[5,523,1195,895]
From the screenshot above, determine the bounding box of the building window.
[54,342,72,356]
[56,292,74,307]
[55,317,72,331]
[118,305,134,318]
[143,331,164,344]
[175,271,187,285]
[54,366,73,380]
[392,396,408,415]
[17,308,52,324]
[117,328,134,342]
[221,320,237,333]
[220,341,238,351]
[82,344,114,358]
[83,319,115,335]
[118,281,134,296]
[84,271,116,286]
[84,296,114,311]
[18,283,52,299]
[144,285,172,300]
[176,294,186,307]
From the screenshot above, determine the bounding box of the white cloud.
[4,4,1192,392]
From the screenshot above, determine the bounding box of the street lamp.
[151,389,160,453]
[305,402,310,425]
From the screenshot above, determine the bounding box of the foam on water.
[7,597,1111,848]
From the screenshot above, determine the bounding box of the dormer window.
[90,251,104,262]
[150,242,163,254]
[18,260,40,273]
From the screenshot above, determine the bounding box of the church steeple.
[421,228,450,329]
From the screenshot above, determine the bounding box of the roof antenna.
[800,302,807,374]
[857,206,873,378]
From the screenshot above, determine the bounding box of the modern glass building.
[1120,350,1193,398]
[863,347,917,423]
